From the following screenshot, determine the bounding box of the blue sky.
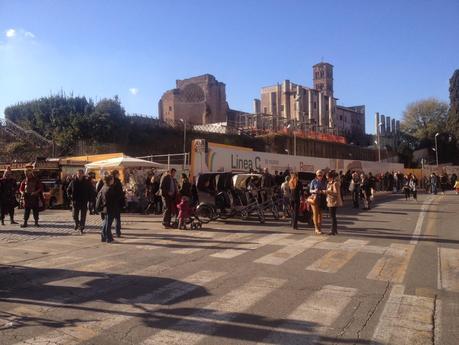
[1,0,458,133]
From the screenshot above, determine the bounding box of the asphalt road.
[0,192,458,345]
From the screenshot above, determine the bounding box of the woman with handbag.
[288,172,303,230]
[309,169,327,235]
[326,171,343,235]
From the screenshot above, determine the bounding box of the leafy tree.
[447,70,459,142]
[3,94,126,154]
[400,98,449,140]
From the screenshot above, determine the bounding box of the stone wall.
[76,128,381,162]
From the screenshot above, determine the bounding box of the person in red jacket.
[19,169,43,228]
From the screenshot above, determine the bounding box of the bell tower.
[313,62,334,96]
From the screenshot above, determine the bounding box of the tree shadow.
[0,265,210,322]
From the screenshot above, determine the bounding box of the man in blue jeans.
[96,175,117,243]
[111,170,125,237]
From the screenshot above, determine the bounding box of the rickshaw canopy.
[232,173,262,190]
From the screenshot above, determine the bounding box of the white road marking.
[11,270,225,345]
[258,285,357,344]
[172,232,253,254]
[141,276,287,345]
[307,240,368,273]
[210,233,291,259]
[254,236,327,266]
[438,247,459,292]
[410,196,434,245]
[367,243,415,283]
[371,284,434,345]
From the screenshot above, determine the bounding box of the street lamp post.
[287,123,297,156]
[435,132,439,167]
[377,122,383,163]
[180,118,187,169]
[294,131,297,156]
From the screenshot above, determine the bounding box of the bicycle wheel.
[195,204,215,224]
[271,204,279,220]
[257,208,265,223]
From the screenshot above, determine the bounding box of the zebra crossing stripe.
[210,233,291,259]
[410,196,434,245]
[10,270,225,345]
[26,251,130,269]
[367,243,414,283]
[140,276,287,345]
[254,236,327,266]
[371,285,434,345]
[438,247,459,292]
[306,240,369,273]
[257,285,357,344]
[172,232,254,254]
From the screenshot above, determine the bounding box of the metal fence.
[137,152,189,170]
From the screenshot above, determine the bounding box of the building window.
[314,102,317,109]
[263,107,267,113]
[169,106,172,111]
[280,104,284,112]
[340,115,342,120]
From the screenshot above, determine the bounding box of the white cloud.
[5,29,16,38]
[24,31,35,38]
[129,87,139,95]
[4,28,36,40]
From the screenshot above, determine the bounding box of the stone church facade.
[158,74,229,124]
[158,63,366,139]
[255,62,365,136]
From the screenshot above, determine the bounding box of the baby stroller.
[174,196,202,230]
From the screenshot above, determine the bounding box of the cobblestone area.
[0,210,105,243]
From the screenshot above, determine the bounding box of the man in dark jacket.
[19,169,43,228]
[111,170,125,237]
[96,174,117,243]
[159,168,178,228]
[1,168,19,225]
[67,169,92,233]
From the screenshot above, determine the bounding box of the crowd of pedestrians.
[1,165,459,243]
[425,172,457,195]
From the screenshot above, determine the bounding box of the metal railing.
[137,152,189,170]
[0,117,53,148]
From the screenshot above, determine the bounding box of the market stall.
[85,156,163,212]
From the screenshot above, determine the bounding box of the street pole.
[294,131,297,156]
[435,133,439,167]
[183,119,187,170]
[179,118,187,170]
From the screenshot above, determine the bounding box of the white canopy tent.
[85,156,163,170]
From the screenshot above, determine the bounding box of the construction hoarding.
[190,139,403,178]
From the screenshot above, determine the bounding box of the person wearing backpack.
[349,171,361,209]
[111,170,125,237]
[96,174,116,243]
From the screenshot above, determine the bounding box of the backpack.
[95,189,105,213]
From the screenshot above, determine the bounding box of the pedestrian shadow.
[0,229,72,237]
[134,307,380,345]
[334,225,459,245]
